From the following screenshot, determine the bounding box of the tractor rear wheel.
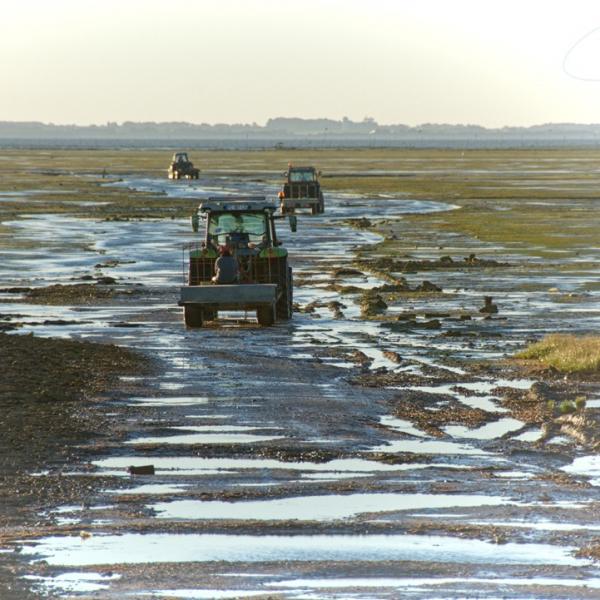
[257,305,275,327]
[276,267,293,320]
[184,305,203,328]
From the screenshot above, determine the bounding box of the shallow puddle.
[300,472,371,481]
[150,493,512,521]
[127,433,285,445]
[24,572,121,594]
[404,384,503,413]
[21,533,585,567]
[137,592,270,599]
[380,416,429,438]
[172,425,276,432]
[111,484,190,495]
[443,418,524,440]
[514,429,543,442]
[562,455,600,485]
[372,438,492,456]
[94,456,440,475]
[129,397,209,407]
[493,470,533,479]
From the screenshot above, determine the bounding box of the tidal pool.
[21,533,586,567]
[151,492,512,521]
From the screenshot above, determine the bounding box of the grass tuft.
[516,334,600,373]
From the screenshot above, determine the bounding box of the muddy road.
[1,167,600,599]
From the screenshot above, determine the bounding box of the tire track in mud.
[3,178,600,599]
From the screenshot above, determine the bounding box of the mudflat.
[0,148,599,599]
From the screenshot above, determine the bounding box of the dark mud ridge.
[0,332,150,526]
[0,281,145,306]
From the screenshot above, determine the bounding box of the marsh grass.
[516,334,600,373]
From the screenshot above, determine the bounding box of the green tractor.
[278,165,325,215]
[168,152,200,180]
[179,197,297,327]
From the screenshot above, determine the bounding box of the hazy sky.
[2,0,600,127]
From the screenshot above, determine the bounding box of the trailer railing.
[182,242,287,288]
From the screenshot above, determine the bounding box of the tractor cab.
[288,166,318,183]
[173,152,190,164]
[206,205,271,256]
[191,197,296,256]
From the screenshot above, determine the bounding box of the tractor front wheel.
[184,305,203,328]
[318,193,325,214]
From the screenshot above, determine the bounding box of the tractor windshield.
[289,170,316,183]
[208,212,268,245]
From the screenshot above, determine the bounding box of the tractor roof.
[288,166,316,172]
[199,196,277,213]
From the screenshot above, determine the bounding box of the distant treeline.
[2,118,600,142]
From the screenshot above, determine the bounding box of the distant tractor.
[168,152,200,180]
[179,197,297,327]
[278,165,325,215]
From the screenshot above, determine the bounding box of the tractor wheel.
[184,305,203,328]
[204,309,217,321]
[257,305,275,327]
[276,267,293,320]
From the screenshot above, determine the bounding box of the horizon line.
[3,119,600,130]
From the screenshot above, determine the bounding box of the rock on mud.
[360,293,388,316]
[416,280,443,293]
[382,350,403,363]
